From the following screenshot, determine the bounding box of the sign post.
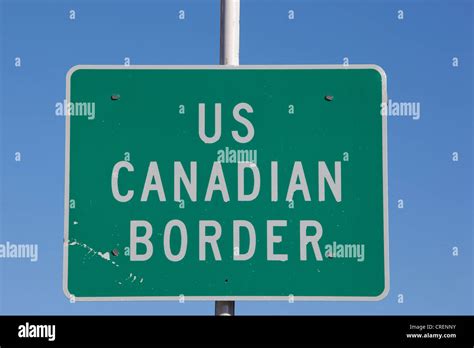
[63,2,389,312]
[216,0,240,316]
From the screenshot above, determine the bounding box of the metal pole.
[219,0,240,65]
[215,0,239,316]
[215,300,235,316]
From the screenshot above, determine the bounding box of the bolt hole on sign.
[63,65,389,301]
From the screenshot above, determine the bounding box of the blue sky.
[0,0,472,315]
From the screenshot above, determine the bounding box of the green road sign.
[63,65,389,301]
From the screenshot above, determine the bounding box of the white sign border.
[63,64,389,302]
